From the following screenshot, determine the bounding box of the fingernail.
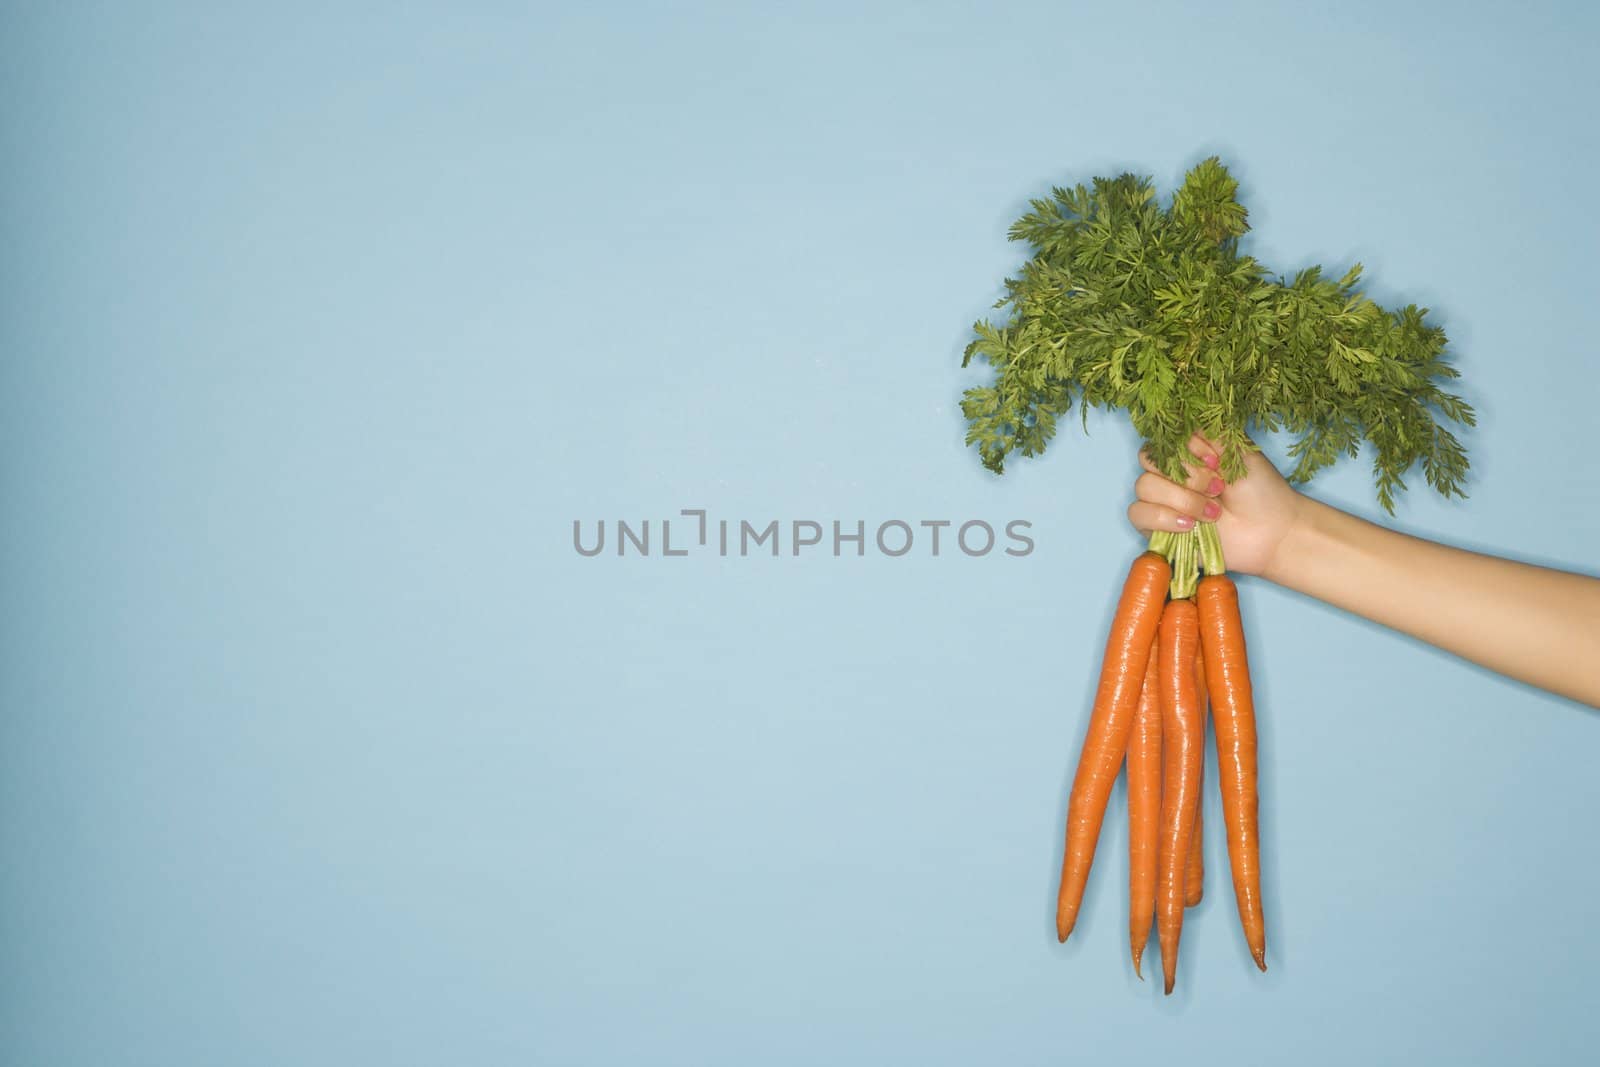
[1207,477,1224,495]
[1174,516,1195,530]
[1203,501,1221,520]
[1203,453,1219,470]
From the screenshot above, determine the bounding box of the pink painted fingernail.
[1174,516,1195,530]
[1203,501,1221,520]
[1207,477,1224,495]
[1203,453,1219,470]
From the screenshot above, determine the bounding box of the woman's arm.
[1267,497,1600,705]
[1127,436,1600,707]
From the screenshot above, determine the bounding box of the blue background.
[4,2,1598,1064]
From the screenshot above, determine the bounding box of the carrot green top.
[960,158,1472,515]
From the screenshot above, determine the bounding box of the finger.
[1136,471,1223,522]
[1129,500,1201,535]
[1187,433,1221,472]
[1139,449,1226,497]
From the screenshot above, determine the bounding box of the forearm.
[1263,497,1600,707]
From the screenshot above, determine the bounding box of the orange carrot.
[1197,574,1266,971]
[1056,551,1170,943]
[1155,598,1203,995]
[1126,638,1162,977]
[1185,645,1207,908]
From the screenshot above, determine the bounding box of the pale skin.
[1128,434,1600,708]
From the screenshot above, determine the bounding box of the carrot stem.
[1147,522,1228,597]
[1197,521,1226,576]
[1171,532,1199,601]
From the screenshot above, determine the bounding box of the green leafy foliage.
[960,158,1473,512]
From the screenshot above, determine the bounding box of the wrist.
[1260,491,1322,588]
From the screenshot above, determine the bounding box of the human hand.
[1126,434,1304,578]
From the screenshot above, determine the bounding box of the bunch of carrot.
[959,160,1470,992]
[1054,523,1264,994]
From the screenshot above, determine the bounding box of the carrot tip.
[1253,951,1267,972]
[1163,977,1175,996]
